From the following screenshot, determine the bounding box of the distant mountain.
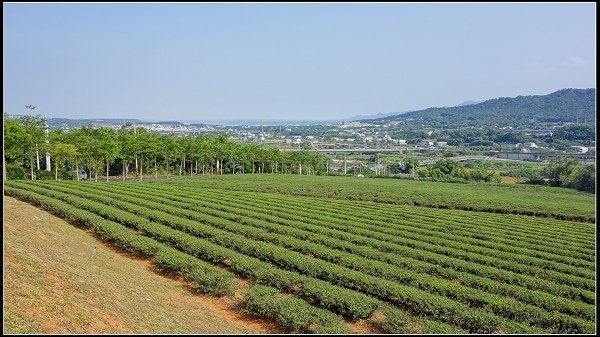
[43,118,193,130]
[46,118,143,129]
[185,119,342,126]
[455,100,482,107]
[361,88,596,128]
[348,111,411,121]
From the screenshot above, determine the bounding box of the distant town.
[7,114,595,165]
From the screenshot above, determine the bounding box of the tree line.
[3,114,325,181]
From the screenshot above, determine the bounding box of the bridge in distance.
[280,147,595,163]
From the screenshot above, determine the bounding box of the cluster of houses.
[419,139,448,147]
[237,131,269,142]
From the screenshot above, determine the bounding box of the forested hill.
[363,88,596,128]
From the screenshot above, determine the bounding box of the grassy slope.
[3,196,257,334]
[145,174,596,220]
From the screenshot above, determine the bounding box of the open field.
[145,174,596,222]
[4,176,596,334]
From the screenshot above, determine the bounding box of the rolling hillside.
[362,88,595,128]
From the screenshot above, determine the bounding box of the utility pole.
[134,125,138,173]
[344,155,347,175]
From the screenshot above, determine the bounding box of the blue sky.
[3,3,596,121]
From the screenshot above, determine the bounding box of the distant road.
[309,148,411,153]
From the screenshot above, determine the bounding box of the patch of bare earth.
[3,196,286,334]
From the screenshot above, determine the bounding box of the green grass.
[3,309,43,334]
[145,174,595,221]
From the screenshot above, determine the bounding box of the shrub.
[6,163,27,180]
[35,170,54,180]
[242,284,352,334]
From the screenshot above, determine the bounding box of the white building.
[570,146,589,154]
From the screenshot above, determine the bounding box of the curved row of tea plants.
[46,180,597,305]
[6,181,550,333]
[150,175,595,221]
[83,184,596,324]
[4,182,477,334]
[139,184,595,269]
[115,183,596,291]
[70,181,596,315]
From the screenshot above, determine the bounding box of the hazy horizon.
[3,3,596,120]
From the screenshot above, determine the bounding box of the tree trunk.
[155,157,158,179]
[123,162,126,181]
[55,162,58,181]
[140,156,143,181]
[76,160,80,181]
[36,146,40,170]
[216,159,220,175]
[95,170,98,182]
[30,157,35,180]
[106,162,110,182]
[190,161,193,176]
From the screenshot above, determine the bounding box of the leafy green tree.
[145,134,163,179]
[564,164,595,192]
[20,115,47,180]
[402,157,420,175]
[267,147,281,173]
[551,124,595,142]
[161,135,183,178]
[118,127,137,179]
[133,128,154,181]
[432,159,459,175]
[178,136,194,176]
[50,143,78,180]
[542,156,580,187]
[3,113,27,180]
[95,128,120,182]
